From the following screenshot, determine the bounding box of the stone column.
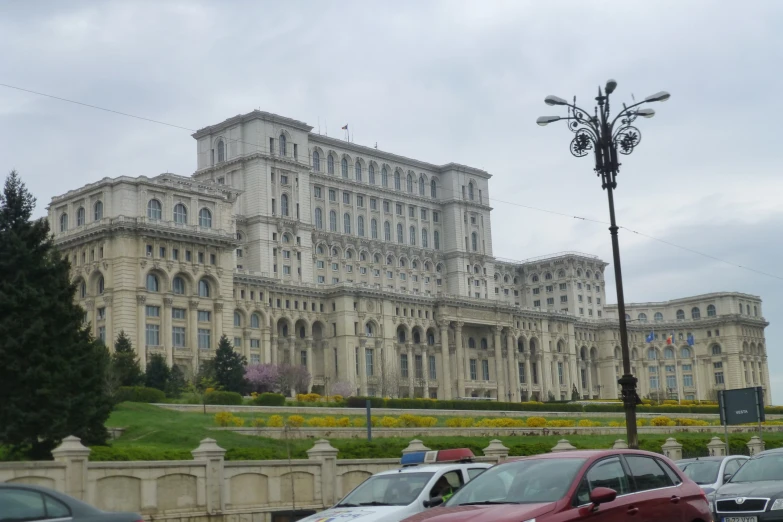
[84,299,95,338]
[539,355,547,401]
[191,438,226,514]
[270,334,278,365]
[306,338,314,392]
[493,325,505,400]
[307,439,340,506]
[707,436,727,457]
[693,357,702,402]
[439,322,452,400]
[163,297,173,367]
[406,343,415,397]
[586,359,594,399]
[103,295,114,348]
[358,338,368,396]
[213,302,224,346]
[454,321,465,398]
[524,354,532,399]
[189,299,199,372]
[661,438,683,461]
[507,333,518,402]
[136,295,147,371]
[52,436,91,501]
[422,345,429,398]
[263,327,271,364]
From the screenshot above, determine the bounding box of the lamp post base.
[618,374,641,449]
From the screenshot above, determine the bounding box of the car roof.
[0,483,102,515]
[676,456,729,463]
[374,462,492,475]
[505,449,664,462]
[754,447,783,457]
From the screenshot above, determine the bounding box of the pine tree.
[165,364,187,398]
[145,353,170,391]
[213,335,247,394]
[111,331,144,387]
[0,171,112,458]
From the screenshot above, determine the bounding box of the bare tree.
[376,356,405,398]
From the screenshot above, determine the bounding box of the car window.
[656,459,682,485]
[724,459,741,477]
[575,457,631,505]
[625,456,674,491]
[44,494,70,518]
[0,489,46,521]
[339,471,434,506]
[467,468,486,480]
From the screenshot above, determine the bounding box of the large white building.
[48,110,771,403]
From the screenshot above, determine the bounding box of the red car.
[403,449,712,522]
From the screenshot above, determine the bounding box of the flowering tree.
[245,364,280,393]
[277,363,311,395]
[331,380,356,398]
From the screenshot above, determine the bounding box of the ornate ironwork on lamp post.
[537,80,670,449]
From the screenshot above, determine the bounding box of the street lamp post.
[537,80,670,449]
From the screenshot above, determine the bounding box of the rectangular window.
[408,206,415,218]
[250,339,260,348]
[146,305,160,317]
[172,248,179,260]
[414,354,423,379]
[250,353,260,364]
[145,324,160,346]
[429,355,437,379]
[547,297,554,305]
[198,252,204,264]
[317,260,325,269]
[280,174,288,185]
[97,307,106,320]
[577,282,582,289]
[173,327,186,347]
[329,189,336,201]
[666,375,676,389]
[560,295,567,303]
[558,361,564,385]
[533,288,540,295]
[400,354,409,378]
[234,337,242,348]
[98,326,106,343]
[198,310,211,322]
[332,277,339,283]
[433,211,439,222]
[283,265,291,275]
[421,208,428,220]
[588,309,593,316]
[172,308,186,320]
[518,363,525,383]
[597,298,601,305]
[210,254,216,265]
[559,283,566,290]
[546,285,553,293]
[469,359,477,380]
[332,262,339,271]
[395,203,403,215]
[534,300,541,307]
[314,186,322,198]
[159,246,166,258]
[532,362,538,384]
[650,376,659,389]
[383,201,390,213]
[713,361,723,369]
[481,360,490,381]
[185,250,192,262]
[357,195,364,207]
[343,192,350,204]
[682,364,692,372]
[198,329,211,350]
[715,372,724,385]
[587,297,592,304]
[317,275,325,283]
[665,365,675,373]
[283,250,291,259]
[370,198,377,210]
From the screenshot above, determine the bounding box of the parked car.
[676,455,749,493]
[713,447,783,521]
[402,449,711,522]
[0,483,143,522]
[298,448,491,522]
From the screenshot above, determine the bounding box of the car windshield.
[729,454,783,483]
[447,458,586,506]
[337,472,434,506]
[677,461,721,485]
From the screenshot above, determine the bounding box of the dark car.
[0,483,142,522]
[402,449,711,522]
[713,447,783,521]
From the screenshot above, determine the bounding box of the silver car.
[675,455,749,494]
[0,483,142,522]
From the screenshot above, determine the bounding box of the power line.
[3,82,781,282]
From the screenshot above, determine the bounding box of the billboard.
[719,386,765,426]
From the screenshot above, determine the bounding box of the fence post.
[707,436,727,457]
[551,439,577,453]
[661,438,683,461]
[483,439,509,463]
[192,438,226,514]
[612,439,629,450]
[747,435,765,456]
[307,439,340,507]
[51,436,91,501]
[402,439,430,454]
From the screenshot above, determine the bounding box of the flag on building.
[341,124,348,130]
[645,331,654,343]
[687,333,695,346]
[666,333,673,345]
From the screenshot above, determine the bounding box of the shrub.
[251,392,286,406]
[546,419,575,428]
[115,386,166,404]
[287,415,305,427]
[306,416,326,427]
[380,416,399,428]
[332,395,344,403]
[351,417,365,428]
[650,416,674,427]
[251,418,266,427]
[608,421,624,427]
[577,419,600,428]
[204,391,244,405]
[338,417,352,427]
[526,416,547,428]
[297,393,322,403]
[231,415,245,427]
[268,415,284,427]
[214,411,235,427]
[637,419,648,426]
[446,417,475,428]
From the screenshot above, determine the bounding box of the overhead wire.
[2,82,781,282]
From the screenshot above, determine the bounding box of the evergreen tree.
[145,353,170,391]
[0,171,112,458]
[111,331,144,387]
[165,364,187,398]
[213,335,247,394]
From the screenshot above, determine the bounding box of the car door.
[572,456,635,522]
[0,487,72,522]
[623,455,681,522]
[721,458,745,486]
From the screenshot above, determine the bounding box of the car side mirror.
[589,487,617,506]
[424,496,444,508]
[723,473,732,483]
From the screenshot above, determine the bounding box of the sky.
[1,1,781,400]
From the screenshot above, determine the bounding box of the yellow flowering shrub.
[651,416,674,426]
[352,417,365,427]
[637,419,648,426]
[445,417,475,428]
[577,419,600,427]
[332,395,344,403]
[268,415,284,427]
[337,417,352,427]
[251,418,266,427]
[231,416,245,427]
[214,411,235,427]
[608,421,624,427]
[287,415,305,427]
[380,416,400,428]
[526,416,547,428]
[546,419,575,428]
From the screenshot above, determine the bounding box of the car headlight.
[770,499,783,510]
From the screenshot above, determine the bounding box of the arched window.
[384,221,391,241]
[173,203,187,224]
[360,252,367,261]
[281,194,289,217]
[217,140,225,162]
[480,338,488,350]
[394,171,401,190]
[409,226,416,245]
[407,174,413,193]
[173,276,185,295]
[664,347,674,359]
[545,272,552,280]
[624,314,631,321]
[430,179,436,198]
[368,164,375,184]
[79,281,86,298]
[691,307,701,319]
[199,208,212,228]
[754,305,758,316]
[355,162,362,181]
[647,348,657,360]
[343,213,351,234]
[93,201,103,221]
[341,158,348,178]
[329,210,337,232]
[532,275,539,282]
[399,258,406,268]
[707,304,716,317]
[365,323,374,337]
[386,256,393,265]
[279,134,286,156]
[468,337,476,349]
[198,279,210,297]
[468,183,474,201]
[147,199,162,220]
[397,223,403,243]
[676,309,685,320]
[371,219,378,239]
[59,213,69,232]
[374,254,381,264]
[471,232,478,251]
[427,332,435,345]
[382,167,388,187]
[654,312,663,322]
[146,274,159,292]
[317,245,324,255]
[421,228,428,248]
[413,331,421,344]
[315,208,323,229]
[312,150,320,171]
[76,207,85,226]
[398,330,406,343]
[433,231,440,250]
[345,250,352,259]
[234,312,242,327]
[327,154,335,174]
[251,314,260,328]
[418,176,425,195]
[97,276,105,294]
[357,216,365,237]
[680,347,691,358]
[282,233,290,243]
[711,345,722,356]
[638,313,647,323]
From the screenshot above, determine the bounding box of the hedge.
[252,393,286,406]
[115,386,166,404]
[203,391,244,405]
